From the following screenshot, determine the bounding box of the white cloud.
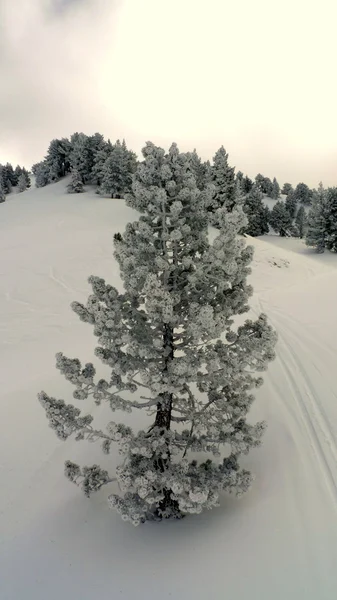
[1,0,337,186]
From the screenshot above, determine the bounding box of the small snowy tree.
[325,187,337,252]
[285,191,297,219]
[269,200,292,236]
[282,183,293,196]
[38,142,277,525]
[255,174,273,196]
[46,138,72,180]
[100,141,133,198]
[270,177,281,200]
[305,183,327,252]
[294,182,312,205]
[295,206,306,239]
[0,179,6,203]
[35,161,50,188]
[243,185,269,236]
[185,149,205,190]
[242,175,253,194]
[210,146,236,212]
[91,139,113,186]
[67,169,84,194]
[17,173,27,193]
[70,133,92,183]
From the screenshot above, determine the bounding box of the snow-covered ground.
[1,181,337,599]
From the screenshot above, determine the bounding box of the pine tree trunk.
[153,323,183,519]
[155,324,174,429]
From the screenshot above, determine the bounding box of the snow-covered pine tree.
[285,191,297,219]
[269,200,292,236]
[4,163,16,186]
[45,138,72,181]
[201,160,212,190]
[209,146,236,213]
[324,187,337,252]
[243,185,270,236]
[305,183,327,252]
[242,175,253,194]
[67,169,84,194]
[281,182,293,196]
[69,133,92,184]
[22,167,31,188]
[0,178,6,203]
[270,177,281,200]
[35,161,50,188]
[0,165,11,194]
[294,182,312,205]
[185,149,205,190]
[255,174,272,196]
[236,171,244,186]
[91,140,113,188]
[295,206,306,238]
[100,141,132,198]
[17,173,27,193]
[38,141,277,525]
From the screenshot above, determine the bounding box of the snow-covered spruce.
[67,169,84,194]
[38,142,277,526]
[306,183,327,253]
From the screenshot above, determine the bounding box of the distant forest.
[1,133,336,252]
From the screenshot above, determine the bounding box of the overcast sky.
[1,0,337,186]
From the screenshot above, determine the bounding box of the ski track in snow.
[256,292,337,510]
[274,322,337,505]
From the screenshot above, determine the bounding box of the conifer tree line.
[32,133,138,197]
[3,133,337,251]
[0,163,31,202]
[28,131,328,241]
[305,183,337,253]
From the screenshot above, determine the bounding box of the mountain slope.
[1,182,337,600]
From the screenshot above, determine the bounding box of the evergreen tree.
[22,167,31,188]
[67,169,84,194]
[236,171,244,184]
[91,140,113,187]
[185,149,205,189]
[35,161,50,188]
[269,200,292,236]
[0,178,6,203]
[32,162,41,176]
[270,177,281,200]
[14,165,23,184]
[17,173,27,193]
[295,206,306,238]
[293,182,312,205]
[100,141,133,198]
[38,141,277,526]
[243,185,270,236]
[201,160,212,190]
[285,191,297,218]
[0,165,12,194]
[242,175,253,194]
[89,133,106,171]
[4,163,16,186]
[325,187,337,252]
[46,138,72,181]
[282,182,293,196]
[305,183,327,252]
[122,139,138,181]
[70,133,92,183]
[210,146,236,212]
[255,174,273,195]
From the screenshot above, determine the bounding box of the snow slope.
[1,182,337,600]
